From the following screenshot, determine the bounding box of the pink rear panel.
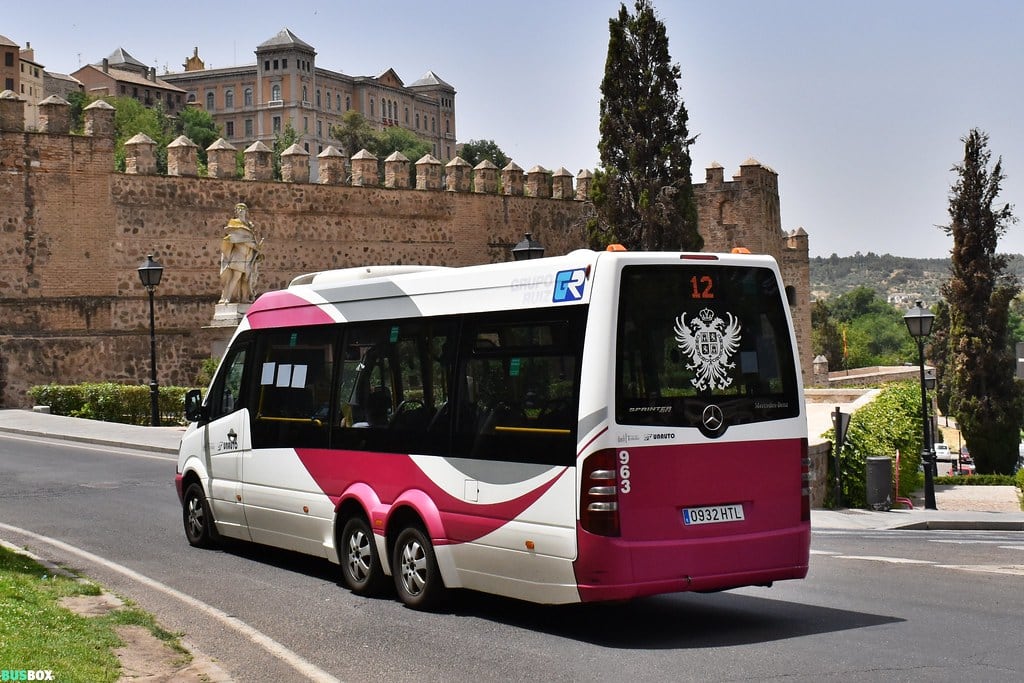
[574,437,810,602]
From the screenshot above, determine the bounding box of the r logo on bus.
[553,269,586,302]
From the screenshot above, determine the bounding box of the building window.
[4,51,13,67]
[445,119,450,134]
[206,92,214,110]
[273,116,281,134]
[264,60,270,71]
[415,113,420,129]
[431,117,435,132]
[303,86,308,103]
[282,58,287,69]
[345,95,350,110]
[316,90,321,108]
[325,91,330,110]
[225,89,234,108]
[405,107,409,123]
[337,94,341,110]
[245,119,253,137]
[304,142,309,152]
[4,78,13,91]
[273,59,279,70]
[226,121,234,137]
[370,99,374,117]
[244,87,253,106]
[303,116,308,132]
[271,84,281,101]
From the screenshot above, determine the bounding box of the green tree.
[174,107,221,169]
[66,91,92,133]
[330,110,376,159]
[458,139,510,170]
[590,0,700,251]
[272,121,300,180]
[941,128,1022,474]
[109,96,171,173]
[811,287,917,370]
[811,299,844,370]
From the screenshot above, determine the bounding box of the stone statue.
[219,203,264,303]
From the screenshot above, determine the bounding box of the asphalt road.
[2,432,1022,682]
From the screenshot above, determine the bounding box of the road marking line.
[0,521,340,683]
[935,564,1024,576]
[810,549,840,555]
[834,555,934,565]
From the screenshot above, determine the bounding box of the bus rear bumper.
[574,523,810,603]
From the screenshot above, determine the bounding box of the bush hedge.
[821,381,924,508]
[28,383,194,426]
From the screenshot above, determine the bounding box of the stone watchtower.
[693,159,812,382]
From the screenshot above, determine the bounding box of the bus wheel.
[340,517,386,596]
[392,525,445,610]
[182,482,218,548]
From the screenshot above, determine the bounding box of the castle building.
[159,28,457,164]
[71,48,186,113]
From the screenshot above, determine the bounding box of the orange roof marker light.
[606,244,627,251]
[731,247,751,254]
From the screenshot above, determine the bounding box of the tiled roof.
[257,28,315,52]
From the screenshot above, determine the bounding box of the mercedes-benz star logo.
[702,404,724,432]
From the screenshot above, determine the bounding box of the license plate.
[682,504,745,525]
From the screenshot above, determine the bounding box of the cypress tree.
[941,128,1022,473]
[590,0,700,252]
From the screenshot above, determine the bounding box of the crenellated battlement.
[0,92,595,200]
[0,91,811,406]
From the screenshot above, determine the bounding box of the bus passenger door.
[202,343,252,540]
[242,327,334,557]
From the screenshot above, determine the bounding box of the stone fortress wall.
[0,93,811,408]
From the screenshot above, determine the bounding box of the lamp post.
[903,300,936,510]
[511,232,545,261]
[137,254,164,427]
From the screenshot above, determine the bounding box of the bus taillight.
[800,438,811,522]
[580,450,620,536]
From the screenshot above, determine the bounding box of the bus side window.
[209,346,248,421]
[251,327,333,449]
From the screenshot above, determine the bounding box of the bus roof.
[242,249,781,329]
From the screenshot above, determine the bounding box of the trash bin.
[865,456,893,511]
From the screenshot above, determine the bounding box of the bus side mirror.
[785,285,797,307]
[184,389,207,424]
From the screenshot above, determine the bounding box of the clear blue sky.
[6,0,1023,258]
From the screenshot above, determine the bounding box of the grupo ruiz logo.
[2,671,55,681]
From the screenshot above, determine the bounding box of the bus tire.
[182,482,218,548]
[392,525,445,610]
[340,516,386,596]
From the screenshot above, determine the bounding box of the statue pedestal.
[204,303,250,361]
[209,302,250,328]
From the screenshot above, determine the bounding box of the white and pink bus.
[176,247,810,609]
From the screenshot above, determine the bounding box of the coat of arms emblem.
[673,308,742,391]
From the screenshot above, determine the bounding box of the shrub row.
[934,474,1017,486]
[820,381,924,509]
[28,383,194,426]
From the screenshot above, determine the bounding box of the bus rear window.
[615,264,799,428]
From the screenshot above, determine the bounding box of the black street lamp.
[903,300,936,510]
[511,232,545,261]
[137,254,164,427]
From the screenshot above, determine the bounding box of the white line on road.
[833,555,934,565]
[0,521,340,683]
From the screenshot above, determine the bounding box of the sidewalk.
[0,408,1021,531]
